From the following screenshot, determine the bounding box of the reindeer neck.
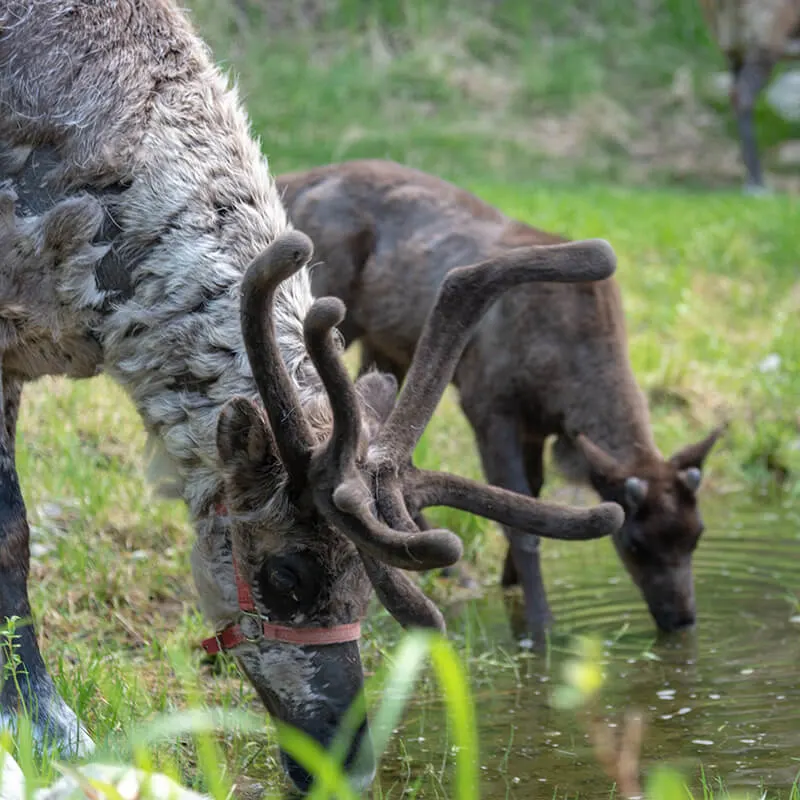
[572,392,663,472]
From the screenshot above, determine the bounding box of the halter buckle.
[238,611,263,642]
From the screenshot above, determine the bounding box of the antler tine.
[406,470,625,541]
[375,239,617,463]
[303,296,362,471]
[240,230,315,488]
[324,479,462,570]
[360,552,446,632]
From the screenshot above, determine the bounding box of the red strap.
[232,558,256,613]
[202,618,362,653]
[202,501,362,652]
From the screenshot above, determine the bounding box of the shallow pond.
[377,496,800,798]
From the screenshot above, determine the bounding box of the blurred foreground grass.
[4,629,793,800]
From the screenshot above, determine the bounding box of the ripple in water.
[377,498,800,798]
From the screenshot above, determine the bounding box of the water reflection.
[379,498,800,798]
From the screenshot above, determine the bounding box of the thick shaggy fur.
[0,1,361,781]
[0,1,320,518]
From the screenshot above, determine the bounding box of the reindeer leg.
[500,437,546,587]
[0,371,92,757]
[471,413,553,638]
[731,53,775,193]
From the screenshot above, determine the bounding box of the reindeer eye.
[258,554,321,618]
[269,566,298,592]
[258,551,325,621]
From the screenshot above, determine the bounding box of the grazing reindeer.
[699,0,800,191]
[0,3,624,792]
[277,159,725,639]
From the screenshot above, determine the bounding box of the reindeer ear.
[575,434,626,482]
[669,424,726,471]
[355,371,398,426]
[217,399,285,512]
[217,397,274,466]
[624,477,649,511]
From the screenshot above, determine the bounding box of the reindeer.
[0,3,625,792]
[699,0,800,191]
[276,159,726,641]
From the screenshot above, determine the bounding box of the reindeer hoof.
[743,182,771,196]
[0,679,94,759]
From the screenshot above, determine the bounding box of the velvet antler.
[239,231,316,490]
[303,296,463,571]
[302,237,624,555]
[375,239,617,463]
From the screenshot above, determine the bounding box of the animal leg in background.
[470,412,552,636]
[500,437,546,588]
[730,53,775,192]
[0,372,92,756]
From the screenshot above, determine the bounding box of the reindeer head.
[576,428,725,633]
[193,230,626,794]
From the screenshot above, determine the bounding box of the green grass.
[3,0,800,797]
[188,0,800,191]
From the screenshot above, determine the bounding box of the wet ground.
[377,497,800,798]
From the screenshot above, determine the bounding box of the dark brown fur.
[277,159,724,636]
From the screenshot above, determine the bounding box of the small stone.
[30,543,52,559]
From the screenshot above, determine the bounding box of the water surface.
[379,497,800,798]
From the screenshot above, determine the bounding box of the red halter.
[201,503,362,654]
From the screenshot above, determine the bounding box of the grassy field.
[4,0,800,797]
[190,0,800,191]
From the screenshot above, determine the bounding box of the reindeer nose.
[673,613,696,631]
[656,610,696,633]
[281,720,375,794]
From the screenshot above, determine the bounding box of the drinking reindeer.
[277,159,724,640]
